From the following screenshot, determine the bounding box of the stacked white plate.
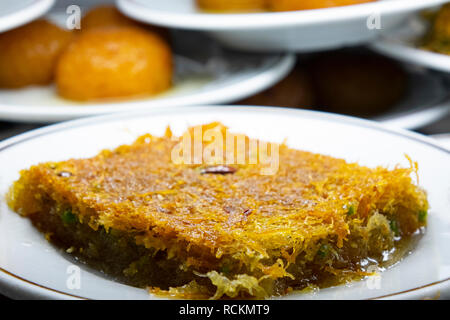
[0,3,295,123]
[118,0,449,52]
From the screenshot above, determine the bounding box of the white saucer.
[0,0,55,33]
[117,0,448,52]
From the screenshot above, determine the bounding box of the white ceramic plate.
[117,0,447,52]
[432,133,450,151]
[0,26,295,123]
[0,106,449,300]
[371,14,450,73]
[0,0,55,33]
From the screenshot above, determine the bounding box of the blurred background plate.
[117,0,448,52]
[0,0,55,32]
[0,5,295,124]
[0,49,295,123]
[0,2,295,123]
[371,14,450,73]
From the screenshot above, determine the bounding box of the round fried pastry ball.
[0,20,73,88]
[268,0,375,11]
[196,0,267,12]
[308,52,408,117]
[82,5,141,29]
[55,26,173,101]
[238,67,315,109]
[81,5,169,41]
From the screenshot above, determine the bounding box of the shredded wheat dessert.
[7,123,428,299]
